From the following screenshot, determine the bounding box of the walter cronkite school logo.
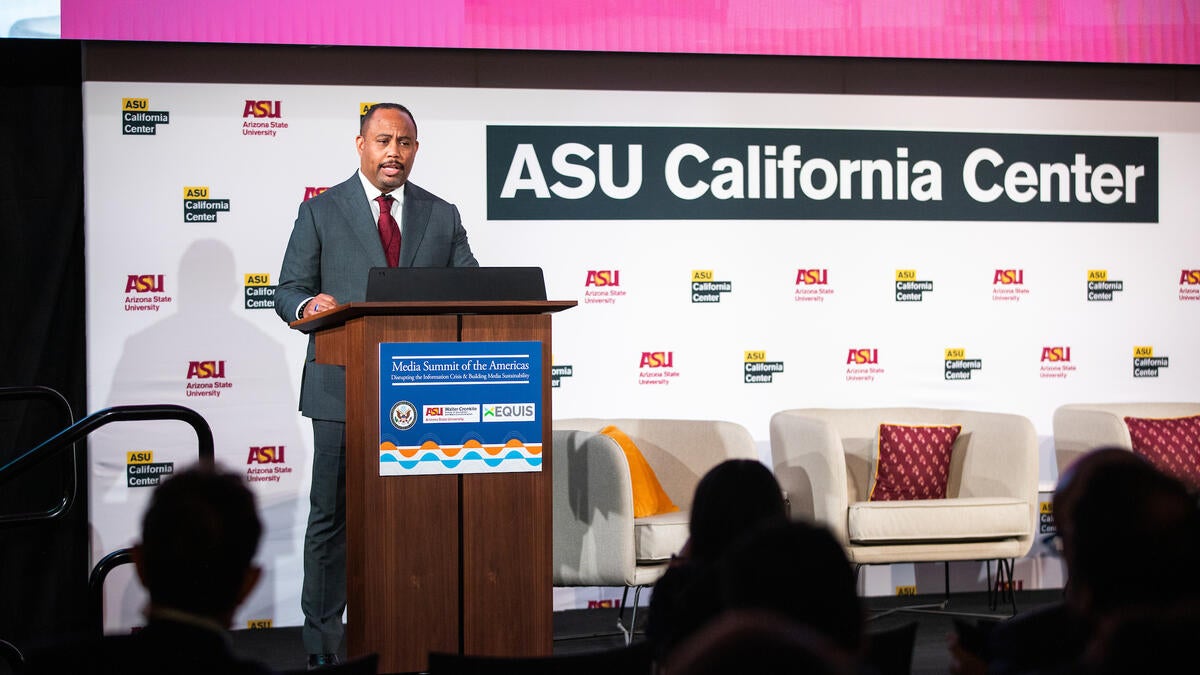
[390,401,417,430]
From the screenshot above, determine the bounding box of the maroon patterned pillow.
[869,423,963,501]
[1124,415,1200,491]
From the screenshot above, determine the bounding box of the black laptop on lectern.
[364,266,547,302]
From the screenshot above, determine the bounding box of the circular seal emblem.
[389,400,417,431]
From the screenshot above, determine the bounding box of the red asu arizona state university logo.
[638,351,679,386]
[242,100,282,118]
[584,269,625,305]
[242,100,287,137]
[1039,346,1076,380]
[846,348,883,382]
[795,268,834,303]
[993,269,1029,302]
[1180,270,1200,302]
[246,445,292,483]
[124,274,173,313]
[185,360,233,398]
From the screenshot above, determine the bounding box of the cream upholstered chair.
[769,408,1039,610]
[552,418,759,641]
[1052,402,1200,476]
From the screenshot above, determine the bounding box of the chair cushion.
[601,425,681,518]
[634,510,690,562]
[869,423,962,501]
[1124,415,1200,491]
[848,497,1030,543]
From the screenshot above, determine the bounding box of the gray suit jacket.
[275,173,478,420]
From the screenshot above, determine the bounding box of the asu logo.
[121,98,170,136]
[640,351,674,368]
[1133,346,1169,378]
[127,450,154,464]
[303,187,330,201]
[247,620,273,629]
[246,446,286,464]
[846,348,879,365]
[1040,347,1072,362]
[242,100,282,119]
[427,407,445,417]
[125,274,164,293]
[993,269,1024,285]
[1180,270,1200,285]
[186,361,226,379]
[359,102,379,117]
[795,269,829,285]
[585,270,620,287]
[184,186,209,199]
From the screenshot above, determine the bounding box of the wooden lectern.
[294,300,575,674]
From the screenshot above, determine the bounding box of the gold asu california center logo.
[743,350,784,384]
[183,186,231,223]
[121,98,170,135]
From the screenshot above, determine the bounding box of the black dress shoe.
[307,653,340,670]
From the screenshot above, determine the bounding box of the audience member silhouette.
[949,446,1200,675]
[718,519,865,656]
[666,609,859,675]
[28,464,274,675]
[644,459,787,664]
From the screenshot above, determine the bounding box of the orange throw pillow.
[600,425,680,518]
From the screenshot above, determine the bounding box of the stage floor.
[230,589,1063,674]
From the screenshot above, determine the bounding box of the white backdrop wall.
[83,82,1200,630]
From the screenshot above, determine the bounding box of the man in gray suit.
[275,102,477,668]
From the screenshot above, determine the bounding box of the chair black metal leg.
[616,585,644,645]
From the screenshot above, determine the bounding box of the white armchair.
[770,408,1039,605]
[1052,402,1200,476]
[551,418,760,638]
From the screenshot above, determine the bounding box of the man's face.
[357,108,419,193]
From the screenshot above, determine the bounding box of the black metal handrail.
[0,401,213,528]
[0,386,76,526]
[89,547,136,635]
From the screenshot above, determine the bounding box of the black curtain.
[0,38,89,650]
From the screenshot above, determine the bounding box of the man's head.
[1057,447,1200,616]
[357,103,419,193]
[133,464,263,625]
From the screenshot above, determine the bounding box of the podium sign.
[378,340,544,476]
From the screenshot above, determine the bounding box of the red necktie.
[375,194,401,267]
